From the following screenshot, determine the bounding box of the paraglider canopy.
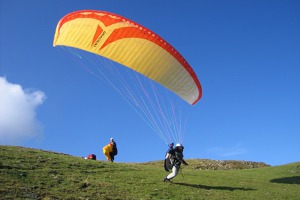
[53,10,202,105]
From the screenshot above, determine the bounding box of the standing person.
[163,143,188,182]
[109,138,118,162]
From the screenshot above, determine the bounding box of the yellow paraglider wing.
[53,10,202,104]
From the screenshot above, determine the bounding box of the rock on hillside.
[142,158,270,170]
[187,159,270,170]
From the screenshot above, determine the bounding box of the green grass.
[0,146,299,199]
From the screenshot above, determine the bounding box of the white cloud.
[0,77,46,144]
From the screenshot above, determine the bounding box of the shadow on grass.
[270,176,300,184]
[173,182,256,191]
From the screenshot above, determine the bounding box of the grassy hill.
[0,146,299,199]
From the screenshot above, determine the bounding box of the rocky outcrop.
[187,159,270,170]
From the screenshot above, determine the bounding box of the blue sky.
[1,0,299,166]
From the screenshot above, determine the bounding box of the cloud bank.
[0,77,46,144]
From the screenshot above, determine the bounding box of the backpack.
[164,150,175,171]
